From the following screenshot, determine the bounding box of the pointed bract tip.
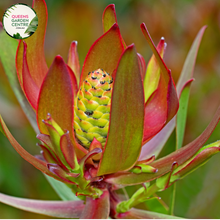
[124,43,137,54]
[110,4,115,9]
[127,43,136,50]
[111,23,119,31]
[54,55,64,63]
[161,36,165,41]
[89,138,103,160]
[71,41,78,46]
[140,22,146,29]
[105,4,115,10]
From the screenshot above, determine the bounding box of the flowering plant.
[0,0,220,218]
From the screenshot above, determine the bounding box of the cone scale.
[74,69,113,148]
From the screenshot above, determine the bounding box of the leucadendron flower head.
[9,1,180,191]
[74,69,113,149]
[0,1,220,219]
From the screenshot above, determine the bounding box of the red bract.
[0,1,220,219]
[11,0,180,182]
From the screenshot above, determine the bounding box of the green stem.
[116,183,160,213]
[169,183,176,215]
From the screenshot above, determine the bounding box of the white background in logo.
[3,4,36,39]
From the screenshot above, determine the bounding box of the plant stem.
[169,183,176,215]
[116,183,160,213]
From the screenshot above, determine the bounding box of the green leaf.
[168,26,207,215]
[170,79,193,215]
[0,28,38,133]
[98,45,145,175]
[176,80,194,149]
[105,106,220,185]
[139,26,207,160]
[176,26,207,93]
[102,4,126,47]
[0,192,85,218]
[117,183,153,213]
[16,0,48,88]
[144,38,166,103]
[0,115,55,178]
[37,56,74,137]
[175,27,207,151]
[67,41,80,85]
[102,4,117,33]
[22,41,39,110]
[44,175,79,201]
[80,23,124,85]
[140,23,179,144]
[171,141,220,182]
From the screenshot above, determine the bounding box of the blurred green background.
[0,0,220,218]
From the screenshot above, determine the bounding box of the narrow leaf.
[139,26,206,159]
[98,45,145,175]
[102,4,117,33]
[0,26,38,133]
[176,26,207,93]
[16,0,48,88]
[102,4,126,47]
[141,23,178,143]
[60,132,76,169]
[171,141,220,181]
[80,190,110,219]
[44,174,80,201]
[80,23,124,85]
[105,106,220,185]
[144,37,166,103]
[0,192,84,218]
[67,41,80,85]
[22,41,39,110]
[141,23,170,83]
[176,79,194,149]
[0,115,55,178]
[47,164,75,184]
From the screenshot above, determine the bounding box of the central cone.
[74,69,113,148]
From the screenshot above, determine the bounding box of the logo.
[2,3,38,39]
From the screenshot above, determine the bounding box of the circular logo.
[2,3,38,39]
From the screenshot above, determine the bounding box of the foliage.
[0,0,220,218]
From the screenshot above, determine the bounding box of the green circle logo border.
[2,3,38,40]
